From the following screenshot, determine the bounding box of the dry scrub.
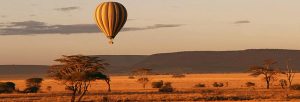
[0,73,300,101]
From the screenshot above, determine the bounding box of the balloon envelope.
[94,2,128,44]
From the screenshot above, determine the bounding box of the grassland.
[0,73,300,101]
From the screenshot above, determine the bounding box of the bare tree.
[248,59,280,89]
[137,77,149,89]
[132,68,152,89]
[282,59,296,88]
[48,55,109,102]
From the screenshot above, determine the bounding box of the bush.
[172,74,186,78]
[128,76,135,79]
[279,79,287,89]
[195,83,206,88]
[290,84,300,90]
[245,82,255,87]
[213,82,224,87]
[23,86,39,93]
[47,86,52,92]
[0,82,15,93]
[24,78,43,93]
[159,82,174,92]
[152,80,164,88]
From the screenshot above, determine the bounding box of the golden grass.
[0,73,300,101]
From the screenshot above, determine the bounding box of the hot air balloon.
[94,2,128,44]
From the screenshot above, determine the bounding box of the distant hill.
[1,49,300,79]
[91,55,148,73]
[133,49,300,73]
[0,56,148,79]
[0,65,48,79]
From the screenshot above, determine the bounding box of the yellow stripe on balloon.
[94,4,106,34]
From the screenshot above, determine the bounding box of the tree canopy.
[48,55,109,102]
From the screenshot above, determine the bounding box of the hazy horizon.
[1,0,300,64]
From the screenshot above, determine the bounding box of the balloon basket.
[109,40,114,44]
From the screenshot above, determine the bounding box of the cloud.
[122,24,182,32]
[0,21,182,35]
[234,20,251,24]
[55,6,80,12]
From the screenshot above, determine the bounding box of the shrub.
[159,82,174,92]
[152,80,164,88]
[128,76,135,79]
[290,84,300,90]
[47,86,52,92]
[24,78,43,93]
[0,82,15,93]
[245,82,255,87]
[213,82,224,87]
[195,83,206,88]
[172,74,186,78]
[279,79,287,89]
[23,86,39,93]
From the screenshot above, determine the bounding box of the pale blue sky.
[0,0,300,64]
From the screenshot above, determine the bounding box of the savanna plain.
[0,73,300,102]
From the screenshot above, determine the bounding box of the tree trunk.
[77,90,87,102]
[288,80,292,88]
[106,80,111,92]
[77,82,89,102]
[266,79,270,89]
[281,84,285,89]
[71,90,76,102]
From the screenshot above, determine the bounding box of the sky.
[1,0,300,65]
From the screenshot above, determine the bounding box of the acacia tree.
[137,77,149,89]
[48,55,109,102]
[282,59,296,88]
[90,72,111,92]
[24,78,43,93]
[132,68,152,89]
[248,59,280,89]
